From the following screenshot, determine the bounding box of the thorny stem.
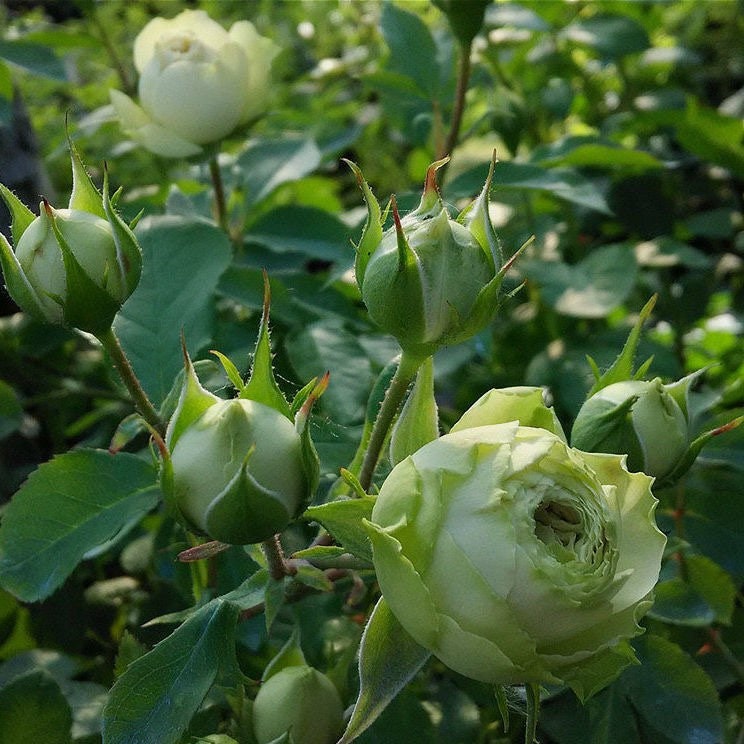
[358,352,425,492]
[438,40,473,161]
[97,327,165,436]
[209,156,228,233]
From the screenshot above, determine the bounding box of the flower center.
[156,32,213,66]
[534,500,582,549]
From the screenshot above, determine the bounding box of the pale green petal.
[435,614,557,686]
[581,451,665,612]
[110,89,202,158]
[138,57,243,144]
[452,387,566,440]
[364,520,439,650]
[134,10,229,72]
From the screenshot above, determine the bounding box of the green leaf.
[0,670,71,744]
[540,635,723,744]
[102,599,239,744]
[114,216,232,405]
[238,137,322,210]
[560,14,650,59]
[447,161,613,215]
[522,243,637,318]
[0,39,67,80]
[380,3,441,98]
[245,205,352,264]
[0,450,159,602]
[285,319,374,426]
[649,555,736,626]
[339,598,431,743]
[536,143,661,172]
[303,497,376,563]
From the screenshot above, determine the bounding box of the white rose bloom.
[111,10,279,158]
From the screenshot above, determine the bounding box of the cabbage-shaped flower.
[111,10,279,158]
[365,387,666,698]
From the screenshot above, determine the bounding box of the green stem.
[438,39,473,160]
[97,326,165,436]
[524,683,540,744]
[209,156,228,233]
[358,352,425,492]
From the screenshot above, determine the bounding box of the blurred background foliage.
[0,1,742,742]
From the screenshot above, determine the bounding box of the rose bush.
[110,9,279,158]
[365,387,666,698]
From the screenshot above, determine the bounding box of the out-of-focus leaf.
[285,319,374,425]
[245,205,352,263]
[634,237,711,269]
[536,143,661,172]
[102,600,239,744]
[0,450,159,602]
[0,40,66,80]
[447,161,613,214]
[114,216,232,405]
[0,381,22,440]
[560,14,650,59]
[486,3,551,31]
[380,3,440,98]
[0,670,71,744]
[522,243,637,318]
[237,137,322,210]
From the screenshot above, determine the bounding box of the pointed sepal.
[294,371,329,516]
[46,202,122,334]
[67,133,106,218]
[345,159,383,290]
[457,153,502,269]
[0,231,50,321]
[204,446,293,545]
[262,630,307,682]
[587,295,657,397]
[0,183,35,244]
[410,157,449,219]
[102,164,142,297]
[338,597,431,743]
[240,272,292,419]
[165,338,219,451]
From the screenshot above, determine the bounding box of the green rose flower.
[365,387,666,699]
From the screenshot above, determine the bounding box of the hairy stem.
[358,352,425,492]
[97,326,165,436]
[262,534,293,581]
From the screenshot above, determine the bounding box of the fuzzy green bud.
[252,666,344,744]
[168,397,306,544]
[0,143,141,335]
[571,378,690,480]
[348,158,516,359]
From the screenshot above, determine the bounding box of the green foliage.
[0,1,742,742]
